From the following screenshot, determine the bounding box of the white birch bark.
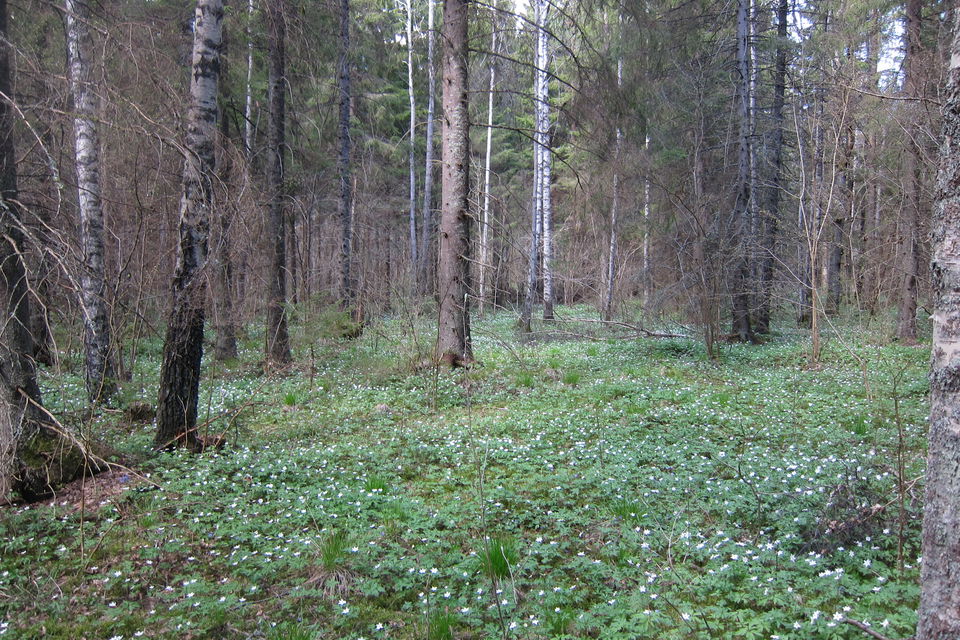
[244,0,254,156]
[155,0,223,449]
[66,0,114,402]
[642,134,651,304]
[521,2,543,333]
[406,0,418,279]
[479,0,497,313]
[536,0,554,319]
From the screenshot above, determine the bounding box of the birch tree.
[66,0,115,402]
[919,7,960,636]
[406,0,418,281]
[536,0,555,320]
[244,0,255,156]
[155,0,223,450]
[479,0,497,312]
[436,0,472,366]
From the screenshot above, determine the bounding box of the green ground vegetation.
[0,307,930,639]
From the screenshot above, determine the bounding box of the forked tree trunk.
[436,0,472,366]
[155,0,223,451]
[67,0,115,402]
[265,0,291,364]
[419,0,436,292]
[919,8,960,636]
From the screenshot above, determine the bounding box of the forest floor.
[0,306,930,639]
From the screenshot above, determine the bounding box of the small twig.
[842,617,911,640]
[557,316,690,339]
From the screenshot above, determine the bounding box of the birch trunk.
[244,0,255,156]
[642,134,651,305]
[419,0,436,291]
[436,0,472,366]
[265,0,291,365]
[67,0,115,402]
[479,0,497,313]
[406,0,418,283]
[338,0,355,307]
[919,8,960,636]
[536,0,554,320]
[155,0,223,450]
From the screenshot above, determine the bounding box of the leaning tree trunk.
[155,0,223,451]
[0,0,94,501]
[265,0,291,365]
[919,8,960,637]
[67,0,115,402]
[436,0,472,366]
[338,0,355,309]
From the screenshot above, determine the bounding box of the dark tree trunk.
[919,9,960,637]
[755,0,788,334]
[67,0,115,401]
[897,0,922,343]
[436,0,472,366]
[338,0,355,309]
[155,0,223,451]
[265,0,291,365]
[212,28,237,362]
[730,0,755,342]
[419,0,437,294]
[0,0,92,501]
